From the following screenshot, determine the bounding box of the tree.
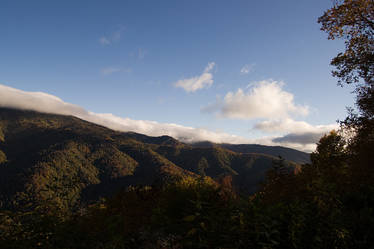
[197,157,209,177]
[318,0,374,117]
[0,150,6,164]
[311,130,347,170]
[319,0,374,179]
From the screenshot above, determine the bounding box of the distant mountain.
[0,107,302,211]
[192,142,310,164]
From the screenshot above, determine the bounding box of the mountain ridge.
[0,107,304,211]
[191,141,310,164]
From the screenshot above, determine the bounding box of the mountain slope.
[0,108,193,210]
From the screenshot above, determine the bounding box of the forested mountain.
[0,107,300,211]
[2,105,373,249]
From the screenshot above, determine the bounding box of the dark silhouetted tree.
[318,0,374,118]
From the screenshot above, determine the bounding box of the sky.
[0,0,355,152]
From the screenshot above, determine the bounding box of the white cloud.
[100,67,131,75]
[0,83,336,152]
[99,26,125,46]
[203,80,309,119]
[204,62,215,72]
[240,64,254,75]
[0,84,88,117]
[200,80,337,152]
[0,84,248,145]
[174,62,215,93]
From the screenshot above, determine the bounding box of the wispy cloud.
[101,67,121,75]
[174,62,216,93]
[100,67,132,75]
[99,26,125,46]
[240,64,255,75]
[99,37,111,45]
[202,80,309,119]
[138,48,147,59]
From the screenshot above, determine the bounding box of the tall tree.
[318,0,374,118]
[319,0,374,187]
[311,130,346,169]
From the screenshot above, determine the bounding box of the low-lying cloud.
[0,84,248,144]
[203,80,309,119]
[0,84,335,152]
[174,62,215,93]
[273,132,328,144]
[254,118,337,151]
[0,84,88,117]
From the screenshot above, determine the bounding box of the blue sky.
[0,0,355,151]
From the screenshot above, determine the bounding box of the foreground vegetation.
[1,129,373,249]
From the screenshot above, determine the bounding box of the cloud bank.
[0,84,335,152]
[0,84,248,145]
[272,132,327,144]
[174,62,215,92]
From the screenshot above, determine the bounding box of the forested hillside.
[0,107,298,212]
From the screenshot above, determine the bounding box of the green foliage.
[197,157,209,176]
[1,139,374,249]
[0,125,4,142]
[311,131,346,166]
[1,110,373,248]
[0,150,6,164]
[261,131,374,249]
